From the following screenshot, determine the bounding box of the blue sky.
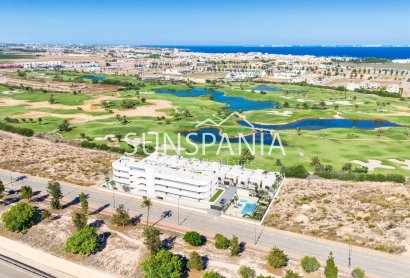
[1,0,409,45]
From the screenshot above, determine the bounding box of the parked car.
[219,198,226,205]
[5,189,16,195]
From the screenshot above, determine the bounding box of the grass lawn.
[210,189,224,202]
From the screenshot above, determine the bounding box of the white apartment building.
[112,153,281,208]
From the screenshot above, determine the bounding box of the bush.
[351,267,365,278]
[141,250,183,278]
[301,256,320,273]
[281,165,309,179]
[71,211,88,230]
[64,226,98,255]
[0,121,34,137]
[183,231,202,246]
[187,251,203,271]
[111,204,130,227]
[80,141,126,153]
[239,266,255,278]
[41,209,52,220]
[142,226,162,255]
[284,270,302,278]
[202,271,223,278]
[1,202,36,233]
[267,247,288,268]
[20,185,33,201]
[214,234,230,249]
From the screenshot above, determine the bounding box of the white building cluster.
[112,153,281,208]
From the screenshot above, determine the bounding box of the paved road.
[0,260,35,278]
[1,170,409,278]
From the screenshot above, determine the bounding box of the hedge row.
[80,141,126,153]
[0,121,34,137]
[316,170,405,183]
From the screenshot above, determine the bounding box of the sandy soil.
[265,178,410,256]
[0,199,349,278]
[0,74,122,94]
[0,96,174,123]
[0,131,119,186]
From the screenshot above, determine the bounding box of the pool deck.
[225,195,259,218]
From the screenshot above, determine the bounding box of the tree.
[115,134,122,142]
[296,127,302,136]
[311,156,321,166]
[1,202,36,233]
[214,233,230,249]
[38,117,43,125]
[142,225,162,255]
[20,185,33,201]
[141,250,183,278]
[284,270,302,278]
[230,235,241,256]
[64,226,98,256]
[48,94,55,104]
[58,119,71,132]
[111,204,130,227]
[267,247,288,268]
[0,179,5,198]
[351,267,365,278]
[202,271,223,278]
[47,181,63,209]
[300,256,320,273]
[187,251,203,271]
[79,192,88,214]
[239,149,255,166]
[239,266,255,278]
[141,196,153,225]
[72,210,88,230]
[183,231,202,246]
[324,252,338,278]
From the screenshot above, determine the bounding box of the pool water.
[83,75,106,81]
[156,88,276,111]
[241,202,258,215]
[254,85,280,91]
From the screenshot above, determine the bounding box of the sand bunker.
[267,110,293,116]
[351,159,395,171]
[388,159,410,170]
[1,95,174,124]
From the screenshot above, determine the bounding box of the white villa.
[112,153,281,208]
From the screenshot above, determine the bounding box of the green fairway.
[1,74,409,177]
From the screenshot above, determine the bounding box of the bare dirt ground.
[265,178,410,256]
[0,96,174,123]
[0,131,119,186]
[0,74,122,94]
[0,198,348,278]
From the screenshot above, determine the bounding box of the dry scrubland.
[265,178,410,255]
[0,200,351,278]
[0,131,119,186]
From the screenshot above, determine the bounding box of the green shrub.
[1,202,36,233]
[183,231,202,246]
[267,247,287,268]
[214,233,230,249]
[239,265,255,278]
[300,256,320,273]
[141,250,182,278]
[0,121,34,137]
[281,165,309,178]
[284,270,302,278]
[202,271,223,278]
[352,267,365,278]
[64,226,99,255]
[187,251,203,271]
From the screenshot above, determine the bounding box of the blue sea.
[146,45,410,59]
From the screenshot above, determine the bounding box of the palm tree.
[115,134,122,142]
[141,197,153,225]
[296,127,302,136]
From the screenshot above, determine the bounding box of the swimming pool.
[237,198,258,215]
[241,202,258,215]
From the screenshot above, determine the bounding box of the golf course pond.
[156,88,277,111]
